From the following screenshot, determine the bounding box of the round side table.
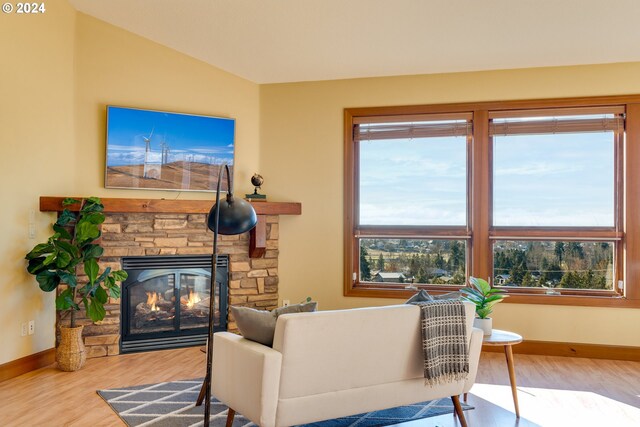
[482,329,523,418]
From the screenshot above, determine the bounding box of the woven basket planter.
[56,325,86,371]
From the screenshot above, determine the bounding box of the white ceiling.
[69,0,640,84]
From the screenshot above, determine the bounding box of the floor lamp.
[197,164,257,426]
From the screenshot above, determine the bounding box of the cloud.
[360,201,466,226]
[495,162,583,176]
[107,144,145,153]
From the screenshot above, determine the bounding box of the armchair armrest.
[211,332,282,427]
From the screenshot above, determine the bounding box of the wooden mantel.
[40,196,302,258]
[39,197,301,216]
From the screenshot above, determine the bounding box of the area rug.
[98,378,473,427]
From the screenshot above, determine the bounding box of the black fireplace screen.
[120,255,228,353]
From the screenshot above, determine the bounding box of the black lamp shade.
[207,197,257,235]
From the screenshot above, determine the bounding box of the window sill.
[345,283,640,308]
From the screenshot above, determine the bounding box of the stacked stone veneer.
[57,212,280,358]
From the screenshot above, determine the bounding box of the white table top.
[483,329,523,346]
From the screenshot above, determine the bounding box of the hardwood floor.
[0,348,638,426]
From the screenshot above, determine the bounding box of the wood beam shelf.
[39,197,301,216]
[40,196,302,258]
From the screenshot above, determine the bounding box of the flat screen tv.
[105,106,235,192]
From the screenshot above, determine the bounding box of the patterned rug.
[98,378,473,427]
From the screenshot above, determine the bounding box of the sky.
[106,106,235,167]
[359,127,614,227]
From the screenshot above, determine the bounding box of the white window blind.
[489,107,624,136]
[354,113,473,141]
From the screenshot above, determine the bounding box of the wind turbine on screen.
[143,127,154,178]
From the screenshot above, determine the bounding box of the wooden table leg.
[503,344,520,418]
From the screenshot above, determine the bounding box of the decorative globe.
[251,174,264,188]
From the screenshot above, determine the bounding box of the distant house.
[495,274,511,285]
[373,272,406,283]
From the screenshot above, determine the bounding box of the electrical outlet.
[282,299,290,307]
[28,320,35,335]
[21,323,27,337]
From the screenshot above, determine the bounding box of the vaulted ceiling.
[69,0,640,84]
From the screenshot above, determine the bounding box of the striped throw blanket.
[416,300,469,386]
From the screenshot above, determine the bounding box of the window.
[491,110,621,227]
[360,239,467,285]
[358,120,468,226]
[493,240,615,292]
[350,113,472,290]
[490,108,623,294]
[345,96,640,307]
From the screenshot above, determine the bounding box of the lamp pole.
[202,166,224,425]
[196,164,257,426]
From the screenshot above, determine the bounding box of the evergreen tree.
[547,262,563,283]
[360,247,371,281]
[540,270,551,286]
[568,242,585,259]
[377,253,385,271]
[521,272,534,287]
[409,254,420,278]
[450,241,464,271]
[510,263,526,285]
[554,242,565,262]
[585,269,595,288]
[416,267,428,284]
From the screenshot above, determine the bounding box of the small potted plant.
[25,197,127,371]
[461,276,507,335]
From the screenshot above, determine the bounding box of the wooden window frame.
[344,95,640,308]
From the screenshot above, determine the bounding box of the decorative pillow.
[274,301,317,317]
[405,290,462,304]
[231,301,318,347]
[405,290,434,304]
[433,291,462,300]
[230,306,276,346]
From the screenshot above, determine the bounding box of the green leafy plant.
[460,276,507,319]
[25,197,127,327]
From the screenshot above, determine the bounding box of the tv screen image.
[105,106,235,191]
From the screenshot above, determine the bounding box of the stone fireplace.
[43,197,301,359]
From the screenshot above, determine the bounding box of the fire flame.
[185,290,201,309]
[146,292,160,312]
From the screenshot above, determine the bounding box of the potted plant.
[461,276,507,336]
[25,197,127,371]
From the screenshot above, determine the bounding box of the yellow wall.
[73,14,260,198]
[260,63,640,347]
[0,4,260,364]
[0,0,77,364]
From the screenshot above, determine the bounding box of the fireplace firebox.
[120,255,228,353]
